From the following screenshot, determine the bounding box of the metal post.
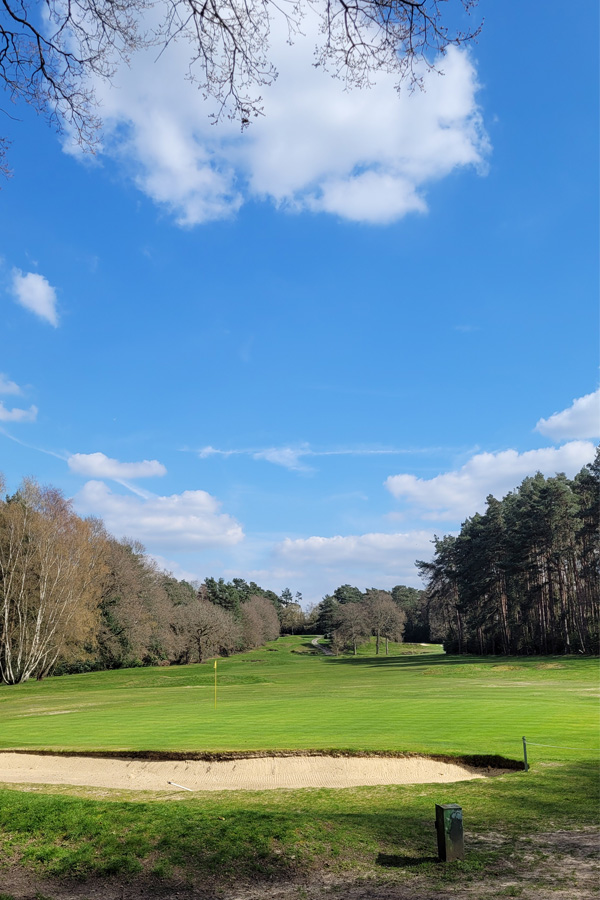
[522,736,528,772]
[435,804,464,862]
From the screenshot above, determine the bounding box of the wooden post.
[435,804,464,862]
[522,736,528,772]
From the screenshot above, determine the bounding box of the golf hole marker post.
[435,803,464,862]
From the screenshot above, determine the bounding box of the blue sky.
[0,0,598,606]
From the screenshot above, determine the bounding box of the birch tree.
[0,477,106,683]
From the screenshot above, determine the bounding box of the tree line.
[0,474,289,684]
[416,452,600,655]
[4,451,593,683]
[310,583,429,655]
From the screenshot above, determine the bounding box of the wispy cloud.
[253,447,311,472]
[199,446,245,460]
[0,374,22,395]
[198,443,436,472]
[0,428,66,458]
[68,452,167,480]
[0,402,38,423]
[535,390,600,441]
[10,269,59,327]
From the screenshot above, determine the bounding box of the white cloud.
[68,451,167,480]
[84,18,488,226]
[74,480,244,549]
[535,390,600,441]
[0,374,22,395]
[385,441,597,521]
[0,402,38,423]
[11,270,59,326]
[276,530,434,578]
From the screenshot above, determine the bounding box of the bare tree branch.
[0,0,481,161]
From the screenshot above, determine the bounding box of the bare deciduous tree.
[240,594,280,648]
[0,0,480,170]
[173,599,239,661]
[333,600,370,655]
[365,588,406,655]
[0,477,107,683]
[97,538,176,668]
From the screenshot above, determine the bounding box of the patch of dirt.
[0,753,511,793]
[0,830,598,899]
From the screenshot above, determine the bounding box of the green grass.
[0,636,598,889]
[0,635,597,759]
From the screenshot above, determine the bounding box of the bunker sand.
[0,752,501,792]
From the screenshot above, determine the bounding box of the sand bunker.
[0,752,500,792]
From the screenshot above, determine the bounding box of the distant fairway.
[0,636,597,763]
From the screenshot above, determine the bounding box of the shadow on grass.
[324,653,464,669]
[322,653,593,670]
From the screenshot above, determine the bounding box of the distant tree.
[231,577,273,605]
[172,600,239,662]
[280,602,305,635]
[333,602,370,655]
[316,594,339,636]
[163,576,197,607]
[303,602,320,632]
[230,577,252,604]
[240,594,280,648]
[202,577,241,617]
[333,584,364,604]
[279,587,294,607]
[365,589,405,654]
[392,585,430,642]
[260,589,283,610]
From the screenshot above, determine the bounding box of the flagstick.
[214,659,217,709]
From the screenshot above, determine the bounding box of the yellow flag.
[214,660,217,669]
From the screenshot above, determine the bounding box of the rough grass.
[1,760,598,879]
